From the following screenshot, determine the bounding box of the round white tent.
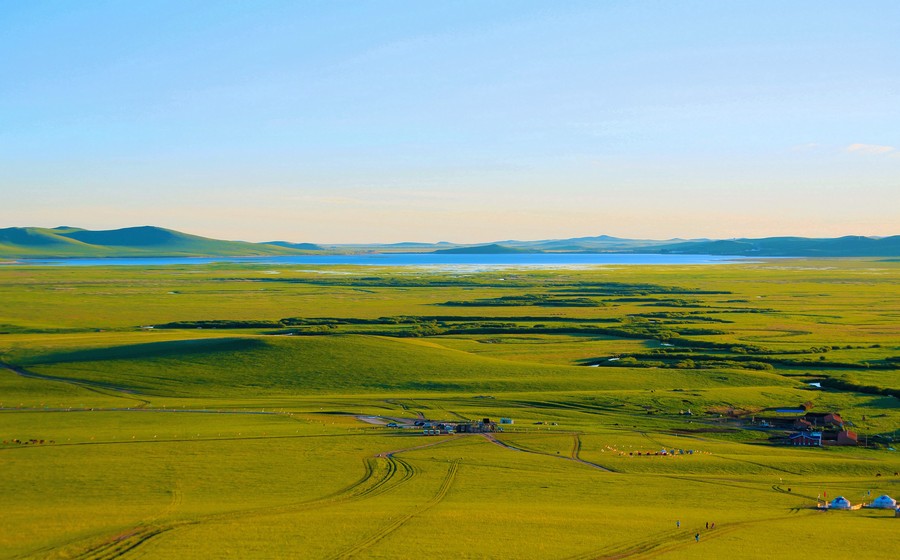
[829,496,852,510]
[870,495,896,509]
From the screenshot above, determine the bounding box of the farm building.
[869,495,896,509]
[835,430,858,446]
[789,432,822,447]
[455,418,499,433]
[804,412,844,428]
[829,496,852,510]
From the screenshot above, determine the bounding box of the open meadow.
[1,259,898,559]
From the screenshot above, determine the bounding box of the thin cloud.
[845,143,896,155]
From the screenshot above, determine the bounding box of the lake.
[8,254,749,267]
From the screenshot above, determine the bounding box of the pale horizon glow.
[3,1,899,244]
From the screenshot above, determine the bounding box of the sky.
[2,0,898,243]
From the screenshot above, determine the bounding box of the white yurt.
[829,496,852,510]
[870,495,896,509]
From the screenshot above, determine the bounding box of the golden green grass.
[0,259,898,558]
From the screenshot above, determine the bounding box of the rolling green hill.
[16,334,793,397]
[264,241,324,251]
[0,226,314,258]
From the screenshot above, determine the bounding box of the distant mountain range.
[642,236,900,257]
[442,235,900,257]
[1,226,898,258]
[433,243,528,255]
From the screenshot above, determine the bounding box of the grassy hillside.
[0,226,313,258]
[14,334,795,397]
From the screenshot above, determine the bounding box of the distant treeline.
[441,295,604,307]
[152,320,286,329]
[153,315,622,330]
[548,283,731,295]
[588,348,900,372]
[151,316,734,343]
[631,312,733,323]
[818,377,898,397]
[592,356,776,371]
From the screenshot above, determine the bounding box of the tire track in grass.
[657,474,802,500]
[42,479,186,560]
[189,454,415,523]
[28,484,182,560]
[328,459,461,560]
[562,525,688,560]
[37,437,461,559]
[60,527,171,560]
[570,433,581,459]
[771,484,819,501]
[564,510,819,560]
[571,433,616,472]
[33,457,400,560]
[26,458,398,560]
[484,433,615,473]
[375,434,464,459]
[0,361,151,408]
[427,399,471,421]
[638,510,820,558]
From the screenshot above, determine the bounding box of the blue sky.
[2,0,898,242]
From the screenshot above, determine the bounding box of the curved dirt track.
[563,510,819,560]
[328,459,461,560]
[37,436,463,560]
[483,432,615,473]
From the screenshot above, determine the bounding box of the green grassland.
[1,259,898,559]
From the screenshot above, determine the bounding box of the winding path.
[482,432,615,473]
[34,434,464,560]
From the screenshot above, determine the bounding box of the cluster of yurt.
[825,494,898,514]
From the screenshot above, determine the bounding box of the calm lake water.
[10,254,747,267]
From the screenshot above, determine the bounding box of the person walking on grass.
[695,533,700,543]
[676,520,680,528]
